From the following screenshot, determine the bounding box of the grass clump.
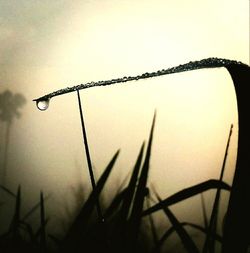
[0,113,233,253]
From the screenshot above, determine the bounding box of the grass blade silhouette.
[203,124,233,253]
[77,90,103,221]
[154,191,199,253]
[120,142,145,221]
[22,194,50,221]
[201,193,208,229]
[128,112,156,247]
[9,185,21,240]
[146,193,158,247]
[61,150,119,252]
[222,63,250,253]
[40,191,47,252]
[142,179,231,217]
[0,185,16,198]
[152,222,222,253]
[103,188,127,219]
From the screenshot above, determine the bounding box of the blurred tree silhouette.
[0,90,26,186]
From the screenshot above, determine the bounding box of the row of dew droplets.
[33,58,245,105]
[36,99,50,111]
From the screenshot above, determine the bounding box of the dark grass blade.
[154,191,199,253]
[19,221,36,244]
[146,194,158,246]
[103,143,145,253]
[130,112,156,220]
[203,124,233,253]
[0,185,16,198]
[152,222,222,253]
[62,150,120,251]
[142,179,231,217]
[113,170,130,196]
[22,194,50,221]
[48,234,61,246]
[40,191,46,252]
[35,218,50,239]
[77,90,103,221]
[128,112,156,244]
[185,222,222,243]
[201,193,208,229]
[103,188,127,219]
[9,185,21,239]
[222,64,250,253]
[120,142,145,221]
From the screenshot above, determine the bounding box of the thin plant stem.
[203,124,233,253]
[76,89,103,221]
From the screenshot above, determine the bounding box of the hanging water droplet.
[36,99,50,111]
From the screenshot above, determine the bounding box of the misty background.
[0,0,248,243]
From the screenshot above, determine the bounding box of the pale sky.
[0,0,249,236]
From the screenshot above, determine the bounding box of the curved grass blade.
[142,179,231,217]
[152,222,222,253]
[19,221,36,244]
[154,191,199,253]
[222,63,250,253]
[185,222,222,242]
[33,58,246,102]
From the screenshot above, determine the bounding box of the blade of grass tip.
[142,179,231,217]
[154,190,199,253]
[120,142,145,221]
[40,191,47,252]
[62,150,120,251]
[128,112,156,245]
[76,89,103,221]
[203,124,233,253]
[9,185,21,239]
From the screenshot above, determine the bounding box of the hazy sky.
[0,0,249,235]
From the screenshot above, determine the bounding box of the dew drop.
[36,99,50,111]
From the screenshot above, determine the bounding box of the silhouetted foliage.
[0,90,26,186]
[0,90,26,123]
